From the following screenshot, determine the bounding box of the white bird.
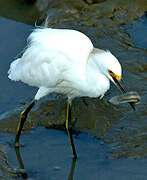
[8,27,135,158]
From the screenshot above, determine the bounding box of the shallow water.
[1,127,147,180]
[0,16,37,113]
[124,14,147,49]
[0,0,147,179]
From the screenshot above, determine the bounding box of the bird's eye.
[108,69,113,74]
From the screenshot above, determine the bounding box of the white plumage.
[8,27,125,158]
[8,27,122,101]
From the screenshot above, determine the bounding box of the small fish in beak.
[112,76,136,110]
[109,91,141,105]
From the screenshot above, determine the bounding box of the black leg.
[15,100,36,147]
[82,98,88,107]
[66,101,77,159]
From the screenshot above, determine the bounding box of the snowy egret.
[8,28,135,158]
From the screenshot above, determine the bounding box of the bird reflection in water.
[14,147,28,179]
[13,147,77,180]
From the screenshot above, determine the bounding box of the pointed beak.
[112,76,136,111]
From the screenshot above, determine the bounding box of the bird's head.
[105,52,123,87]
[95,50,135,110]
[100,51,125,92]
[95,50,122,83]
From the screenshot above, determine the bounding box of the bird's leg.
[82,98,88,107]
[66,100,77,159]
[15,100,36,147]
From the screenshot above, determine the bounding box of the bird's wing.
[11,49,70,88]
[9,28,94,89]
[28,28,94,65]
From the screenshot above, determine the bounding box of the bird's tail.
[8,58,21,81]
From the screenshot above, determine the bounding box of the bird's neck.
[84,53,110,98]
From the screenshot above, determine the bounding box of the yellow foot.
[21,110,25,115]
[15,142,24,147]
[20,110,26,119]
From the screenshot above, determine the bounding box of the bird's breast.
[54,71,110,100]
[85,71,110,98]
